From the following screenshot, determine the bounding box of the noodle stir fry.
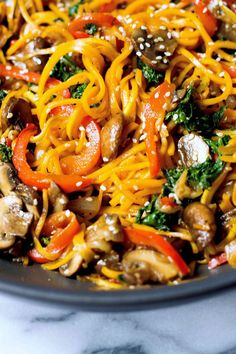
[0,0,236,288]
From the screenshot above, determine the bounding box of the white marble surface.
[1,287,236,354]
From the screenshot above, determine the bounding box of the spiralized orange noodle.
[0,0,236,288]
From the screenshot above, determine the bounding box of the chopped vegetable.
[60,116,101,175]
[84,23,98,35]
[68,0,84,17]
[71,82,88,99]
[194,0,217,36]
[136,195,178,231]
[28,211,81,263]
[68,13,120,36]
[50,54,82,83]
[166,86,225,136]
[124,227,190,276]
[138,59,163,85]
[162,167,184,196]
[208,253,227,269]
[144,81,174,177]
[0,144,13,162]
[0,90,7,105]
[12,124,92,193]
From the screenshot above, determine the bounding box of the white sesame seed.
[137,37,145,43]
[136,51,142,57]
[145,42,151,48]
[219,71,225,77]
[7,113,13,119]
[160,26,166,30]
[86,197,93,202]
[165,91,171,97]
[159,44,165,50]
[100,185,107,191]
[65,210,70,217]
[147,34,153,39]
[75,181,82,187]
[151,60,158,64]
[154,92,159,99]
[33,199,38,206]
[141,25,147,30]
[140,43,144,50]
[59,198,66,204]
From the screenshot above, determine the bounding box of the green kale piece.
[84,23,98,35]
[50,54,82,82]
[0,144,12,162]
[162,167,185,196]
[71,82,88,99]
[68,0,84,17]
[138,59,163,85]
[0,90,7,105]
[136,195,177,231]
[166,86,225,136]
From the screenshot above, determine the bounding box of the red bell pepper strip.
[70,31,90,39]
[12,124,92,193]
[124,227,190,276]
[194,0,217,36]
[222,63,236,79]
[0,64,70,98]
[208,253,227,270]
[160,196,177,207]
[60,115,101,176]
[68,13,120,35]
[28,211,80,263]
[144,81,174,177]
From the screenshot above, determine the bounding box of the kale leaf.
[0,90,7,105]
[84,23,98,35]
[204,135,230,154]
[166,86,225,136]
[50,54,82,82]
[136,195,177,231]
[162,167,184,196]
[68,0,84,17]
[71,82,88,99]
[0,144,12,162]
[138,59,163,85]
[188,158,224,190]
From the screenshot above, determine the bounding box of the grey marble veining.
[0,287,236,354]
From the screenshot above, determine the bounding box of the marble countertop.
[1,287,236,354]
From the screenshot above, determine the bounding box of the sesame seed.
[145,42,151,48]
[147,34,153,39]
[159,44,165,50]
[164,51,172,56]
[202,7,207,13]
[75,181,82,187]
[136,51,142,57]
[7,113,13,119]
[167,32,172,39]
[163,58,168,64]
[154,92,159,99]
[100,185,107,191]
[65,210,70,217]
[140,43,144,50]
[132,138,137,143]
[151,60,158,64]
[137,37,145,42]
[219,71,225,77]
[86,197,93,202]
[33,199,38,206]
[59,198,66,204]
[165,91,171,97]
[141,25,147,30]
[156,55,162,60]
[103,157,109,162]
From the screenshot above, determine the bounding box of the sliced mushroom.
[0,162,17,195]
[1,97,37,131]
[59,253,83,277]
[0,195,33,239]
[86,214,124,253]
[220,208,236,235]
[178,133,210,168]
[0,162,40,220]
[122,249,179,285]
[0,234,16,250]
[48,182,68,212]
[132,27,177,70]
[217,22,236,42]
[101,113,123,162]
[183,202,216,251]
[12,38,49,72]
[15,183,40,219]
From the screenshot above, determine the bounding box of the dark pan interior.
[0,258,235,311]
